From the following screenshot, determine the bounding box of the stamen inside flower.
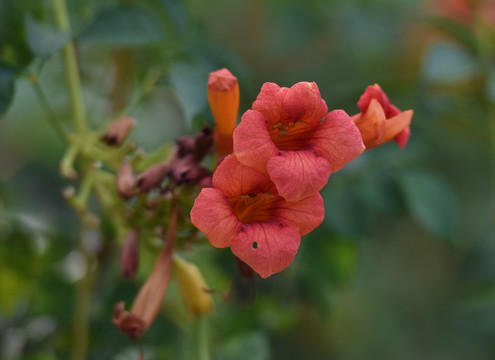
[230,192,282,223]
[268,120,312,150]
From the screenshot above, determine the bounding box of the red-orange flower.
[207,68,240,157]
[352,84,413,149]
[190,154,324,278]
[233,82,364,202]
[429,0,495,27]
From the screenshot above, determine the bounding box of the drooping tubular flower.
[207,68,240,157]
[233,82,365,202]
[352,84,413,149]
[190,154,324,278]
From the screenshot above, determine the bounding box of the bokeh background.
[1,0,495,359]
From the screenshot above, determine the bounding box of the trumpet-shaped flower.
[190,154,324,278]
[352,84,413,149]
[233,82,364,202]
[207,68,239,156]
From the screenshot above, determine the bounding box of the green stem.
[60,143,79,179]
[52,2,93,359]
[31,77,68,143]
[195,314,211,360]
[183,317,211,360]
[72,227,96,360]
[52,0,88,134]
[474,17,495,230]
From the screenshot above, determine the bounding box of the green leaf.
[425,16,478,54]
[0,63,16,117]
[322,187,367,236]
[398,170,459,240]
[26,15,69,59]
[422,41,478,83]
[0,1,34,69]
[80,4,164,47]
[216,332,271,360]
[169,61,209,128]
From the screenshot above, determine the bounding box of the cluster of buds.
[100,115,215,341]
[133,127,214,195]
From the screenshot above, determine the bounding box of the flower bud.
[176,135,197,157]
[121,229,139,279]
[176,127,213,160]
[171,155,211,186]
[173,256,214,317]
[116,159,136,199]
[194,127,214,160]
[137,162,172,193]
[353,84,413,149]
[102,116,136,146]
[207,69,239,156]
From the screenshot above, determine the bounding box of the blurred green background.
[1,0,495,359]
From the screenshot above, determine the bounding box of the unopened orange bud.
[173,256,214,317]
[207,68,239,137]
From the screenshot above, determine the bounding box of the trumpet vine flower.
[352,84,413,149]
[233,82,364,202]
[190,154,324,278]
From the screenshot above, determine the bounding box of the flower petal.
[212,154,275,197]
[310,110,365,172]
[357,84,390,113]
[190,188,240,248]
[394,126,410,149]
[251,83,288,124]
[276,193,325,235]
[382,110,413,146]
[231,222,301,278]
[266,150,332,202]
[353,98,387,149]
[233,110,279,174]
[282,82,328,126]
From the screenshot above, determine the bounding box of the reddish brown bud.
[171,155,211,186]
[194,127,213,160]
[121,229,139,279]
[137,162,171,193]
[136,148,179,192]
[102,116,136,146]
[176,127,213,161]
[117,160,136,199]
[236,258,256,279]
[176,136,196,157]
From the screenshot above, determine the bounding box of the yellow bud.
[173,256,214,317]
